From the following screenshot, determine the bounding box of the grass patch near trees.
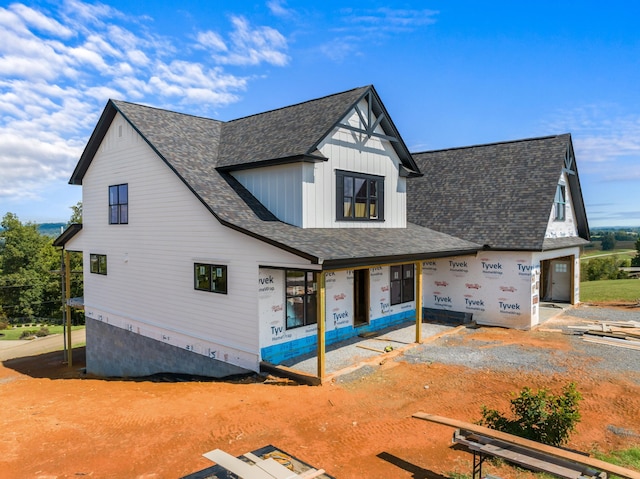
[0,325,84,341]
[580,279,640,303]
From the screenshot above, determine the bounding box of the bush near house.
[479,382,582,447]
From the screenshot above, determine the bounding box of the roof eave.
[216,154,327,172]
[69,100,117,185]
[53,223,83,247]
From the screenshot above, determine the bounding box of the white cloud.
[267,0,296,19]
[543,104,640,193]
[0,1,289,208]
[197,31,228,52]
[315,7,438,61]
[201,15,289,66]
[10,3,74,38]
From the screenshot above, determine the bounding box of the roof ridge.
[225,85,371,124]
[412,133,571,155]
[110,99,222,123]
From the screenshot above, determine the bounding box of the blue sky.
[1,0,639,227]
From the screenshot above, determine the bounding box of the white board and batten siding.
[232,99,406,228]
[81,113,310,371]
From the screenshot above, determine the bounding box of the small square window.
[90,254,107,275]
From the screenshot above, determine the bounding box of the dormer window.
[336,170,384,221]
[554,184,566,221]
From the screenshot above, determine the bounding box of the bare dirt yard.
[1,304,639,479]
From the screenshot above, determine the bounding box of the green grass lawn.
[581,249,635,260]
[580,279,640,302]
[0,325,84,341]
[595,447,640,472]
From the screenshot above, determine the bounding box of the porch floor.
[279,320,457,379]
[276,303,574,381]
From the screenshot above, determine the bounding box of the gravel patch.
[399,307,640,384]
[402,329,573,375]
[563,305,640,323]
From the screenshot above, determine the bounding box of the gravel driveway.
[401,306,640,384]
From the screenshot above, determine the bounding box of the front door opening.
[542,256,573,302]
[353,269,369,327]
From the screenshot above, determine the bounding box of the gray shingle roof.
[217,87,368,168]
[408,134,590,251]
[70,87,479,267]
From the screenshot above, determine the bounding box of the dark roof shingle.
[408,134,589,250]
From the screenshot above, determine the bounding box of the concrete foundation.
[85,318,250,378]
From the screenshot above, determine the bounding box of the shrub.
[479,382,582,447]
[0,321,9,330]
[19,330,37,339]
[35,327,49,337]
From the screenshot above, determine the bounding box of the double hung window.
[109,184,128,224]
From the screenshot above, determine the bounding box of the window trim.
[90,254,107,275]
[285,270,317,330]
[554,184,566,221]
[194,263,228,295]
[336,170,384,222]
[109,183,129,225]
[390,264,414,305]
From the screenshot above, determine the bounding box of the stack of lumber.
[569,320,640,350]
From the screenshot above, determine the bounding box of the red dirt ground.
[1,308,639,479]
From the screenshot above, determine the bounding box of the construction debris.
[568,320,640,350]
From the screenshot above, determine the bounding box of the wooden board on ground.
[412,412,640,479]
[181,444,334,479]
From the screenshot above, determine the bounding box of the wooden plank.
[356,344,386,353]
[583,337,640,351]
[253,458,298,479]
[297,468,326,478]
[203,449,273,478]
[412,413,640,479]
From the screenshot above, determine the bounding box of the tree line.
[0,204,82,325]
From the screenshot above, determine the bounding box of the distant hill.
[38,223,67,237]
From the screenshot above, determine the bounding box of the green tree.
[68,201,82,225]
[632,238,640,267]
[600,232,616,251]
[480,383,582,447]
[581,256,628,281]
[0,213,60,321]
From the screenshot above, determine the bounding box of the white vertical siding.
[81,113,309,370]
[308,103,406,228]
[232,164,303,226]
[229,99,406,229]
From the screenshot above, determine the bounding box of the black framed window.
[90,254,107,275]
[554,184,566,221]
[286,270,317,329]
[194,263,227,294]
[336,170,384,221]
[390,264,414,305]
[109,184,128,224]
